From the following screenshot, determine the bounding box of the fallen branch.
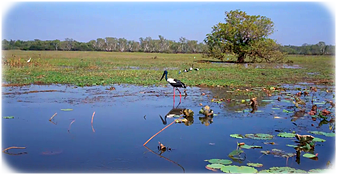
[3,146,26,153]
[68,119,76,132]
[49,113,57,121]
[143,116,183,146]
[91,111,96,124]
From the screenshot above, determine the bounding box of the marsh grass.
[2,50,335,87]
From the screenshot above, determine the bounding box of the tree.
[204,10,284,62]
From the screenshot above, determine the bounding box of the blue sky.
[2,1,335,46]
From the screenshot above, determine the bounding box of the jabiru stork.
[160,70,186,102]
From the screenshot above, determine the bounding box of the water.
[2,84,335,172]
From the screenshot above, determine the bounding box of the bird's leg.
[173,87,175,103]
[176,88,182,102]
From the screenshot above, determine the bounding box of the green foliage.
[258,167,307,173]
[220,165,258,173]
[204,10,284,63]
[229,134,245,139]
[308,131,335,137]
[303,153,317,159]
[247,163,263,167]
[207,159,232,165]
[277,132,296,138]
[206,164,225,169]
[240,144,262,149]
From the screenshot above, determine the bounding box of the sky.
[1,1,335,46]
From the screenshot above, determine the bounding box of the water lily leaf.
[228,149,244,157]
[208,159,232,165]
[259,167,307,173]
[308,169,326,173]
[220,165,258,173]
[3,116,14,119]
[206,163,225,169]
[247,163,263,167]
[282,109,293,113]
[312,137,326,142]
[245,133,274,140]
[303,153,317,158]
[308,131,335,137]
[286,144,298,148]
[277,132,296,138]
[260,150,270,155]
[230,134,245,139]
[240,144,262,149]
[61,109,73,111]
[262,99,273,102]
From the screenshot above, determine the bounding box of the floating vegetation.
[312,137,326,142]
[245,133,274,140]
[258,166,307,173]
[61,108,73,111]
[229,134,245,139]
[247,163,263,167]
[3,116,14,119]
[277,132,296,138]
[308,131,335,137]
[230,133,273,140]
[239,144,262,149]
[206,163,225,169]
[282,109,294,113]
[206,159,233,165]
[220,165,258,173]
[303,153,318,159]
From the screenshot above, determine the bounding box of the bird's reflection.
[160,102,194,126]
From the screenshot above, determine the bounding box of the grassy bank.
[2,50,335,88]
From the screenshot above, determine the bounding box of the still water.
[2,84,335,172]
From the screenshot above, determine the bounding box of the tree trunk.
[237,53,245,63]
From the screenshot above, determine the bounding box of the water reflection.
[143,145,185,173]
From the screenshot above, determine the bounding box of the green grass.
[2,50,335,88]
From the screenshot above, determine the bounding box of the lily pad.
[247,163,263,167]
[220,165,258,173]
[282,109,293,113]
[286,144,298,148]
[228,149,244,157]
[206,163,225,169]
[258,167,307,173]
[240,144,262,149]
[3,116,14,119]
[308,169,326,173]
[303,153,317,159]
[61,109,73,111]
[230,134,245,139]
[208,159,232,165]
[277,132,296,138]
[308,131,335,137]
[245,133,274,140]
[312,137,326,142]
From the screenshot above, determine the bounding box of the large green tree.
[204,10,284,63]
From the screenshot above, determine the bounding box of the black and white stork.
[160,70,186,102]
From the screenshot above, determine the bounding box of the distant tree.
[204,10,284,62]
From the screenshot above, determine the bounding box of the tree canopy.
[204,10,285,63]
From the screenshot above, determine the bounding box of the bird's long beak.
[160,72,165,81]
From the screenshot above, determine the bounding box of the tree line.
[2,37,334,55]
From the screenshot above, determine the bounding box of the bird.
[27,57,31,63]
[160,70,186,102]
[184,69,188,72]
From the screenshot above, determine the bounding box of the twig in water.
[91,111,96,124]
[3,146,26,153]
[68,119,76,132]
[49,113,57,121]
[143,116,183,146]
